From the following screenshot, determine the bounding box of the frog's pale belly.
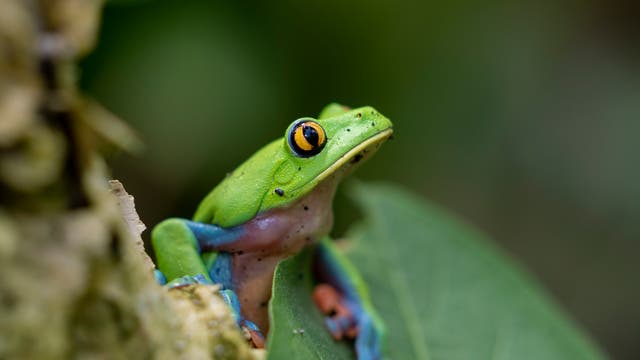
[221,178,338,332]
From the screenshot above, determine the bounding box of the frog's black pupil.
[302,125,320,146]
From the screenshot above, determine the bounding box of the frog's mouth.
[311,128,394,185]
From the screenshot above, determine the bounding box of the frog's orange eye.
[287,119,327,157]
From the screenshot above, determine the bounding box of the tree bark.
[0,1,258,359]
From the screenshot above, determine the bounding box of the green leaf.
[267,182,605,359]
[267,248,355,360]
[345,182,605,359]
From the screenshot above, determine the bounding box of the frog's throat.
[293,128,394,194]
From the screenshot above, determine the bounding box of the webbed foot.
[313,238,386,359]
[313,283,383,359]
[241,319,266,348]
[312,283,358,341]
[171,273,212,288]
[153,268,213,287]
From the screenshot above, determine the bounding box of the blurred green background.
[81,0,639,358]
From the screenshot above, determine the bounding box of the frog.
[151,103,393,358]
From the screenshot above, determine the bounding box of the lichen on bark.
[0,1,258,359]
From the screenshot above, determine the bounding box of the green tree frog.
[151,104,393,359]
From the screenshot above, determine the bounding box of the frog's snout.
[345,128,392,168]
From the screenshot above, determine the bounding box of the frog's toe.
[192,273,213,284]
[324,315,357,341]
[166,274,214,288]
[154,269,167,285]
[324,317,342,339]
[241,319,265,348]
[313,283,358,340]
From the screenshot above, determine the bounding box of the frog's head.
[195,105,393,227]
[274,106,393,198]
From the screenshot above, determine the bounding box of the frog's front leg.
[314,238,386,360]
[151,218,244,281]
[152,218,212,283]
[151,218,265,345]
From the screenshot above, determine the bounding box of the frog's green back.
[193,105,393,228]
[193,139,285,227]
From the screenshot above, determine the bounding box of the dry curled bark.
[0,1,258,359]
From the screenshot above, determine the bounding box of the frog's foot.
[219,289,265,348]
[312,283,358,341]
[313,283,383,359]
[313,240,385,359]
[166,273,213,288]
[241,319,266,348]
[153,269,214,288]
[153,269,213,288]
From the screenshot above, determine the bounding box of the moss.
[0,1,258,358]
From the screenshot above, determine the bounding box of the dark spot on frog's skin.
[346,128,351,132]
[237,250,244,255]
[305,236,312,243]
[303,205,309,211]
[356,112,362,118]
[257,257,262,262]
[297,273,304,280]
[350,153,364,164]
[260,301,268,308]
[298,167,301,171]
[371,122,376,127]
[274,188,284,196]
